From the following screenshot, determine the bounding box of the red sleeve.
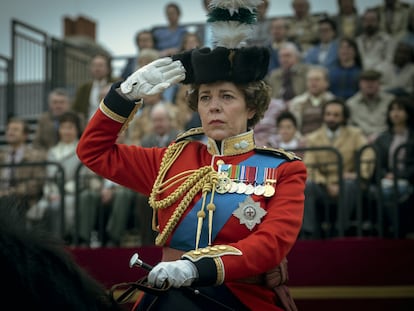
[77,108,165,196]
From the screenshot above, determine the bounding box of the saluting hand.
[120,57,186,101]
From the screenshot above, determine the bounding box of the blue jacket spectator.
[304,17,339,68]
[327,37,362,100]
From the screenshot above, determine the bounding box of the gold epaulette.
[255,146,302,161]
[175,127,205,142]
[182,245,242,262]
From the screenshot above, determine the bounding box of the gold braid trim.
[182,246,234,285]
[149,141,219,246]
[100,101,127,123]
[214,257,225,285]
[155,172,217,246]
[119,101,142,134]
[182,245,243,261]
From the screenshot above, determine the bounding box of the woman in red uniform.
[77,2,306,310]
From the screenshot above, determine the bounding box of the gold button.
[216,159,225,166]
[218,246,226,250]
[201,249,210,253]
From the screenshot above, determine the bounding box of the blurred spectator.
[287,0,319,54]
[372,97,414,237]
[304,17,339,68]
[381,42,414,97]
[301,98,374,238]
[136,103,182,246]
[152,2,188,57]
[35,111,83,241]
[0,117,45,217]
[266,42,309,103]
[346,70,395,143]
[246,0,271,47]
[267,110,306,158]
[76,170,104,246]
[289,66,335,135]
[101,179,138,247]
[193,0,214,48]
[327,37,362,100]
[127,92,183,146]
[103,131,139,247]
[180,32,201,51]
[356,8,396,75]
[253,98,287,147]
[137,48,161,69]
[74,85,138,247]
[267,17,297,73]
[72,53,117,121]
[401,7,414,48]
[141,103,181,149]
[331,0,362,38]
[73,113,139,247]
[374,0,411,40]
[120,30,156,80]
[33,88,85,152]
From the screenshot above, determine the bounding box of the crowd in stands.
[1,0,414,247]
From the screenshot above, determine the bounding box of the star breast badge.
[233,196,267,230]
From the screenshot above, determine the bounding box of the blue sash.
[169,154,286,251]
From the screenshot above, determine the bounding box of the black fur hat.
[172,0,269,85]
[173,46,269,84]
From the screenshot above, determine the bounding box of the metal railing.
[2,144,410,247]
[3,19,110,123]
[0,55,12,130]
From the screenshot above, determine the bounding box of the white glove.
[148,260,198,288]
[120,57,185,100]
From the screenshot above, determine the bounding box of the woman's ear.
[247,109,256,120]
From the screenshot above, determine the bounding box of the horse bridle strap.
[109,276,235,311]
[109,276,171,304]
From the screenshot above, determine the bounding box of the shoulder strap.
[255,146,302,161]
[175,127,205,142]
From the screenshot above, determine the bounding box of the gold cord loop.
[149,141,220,246]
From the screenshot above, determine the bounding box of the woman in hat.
[77,1,306,310]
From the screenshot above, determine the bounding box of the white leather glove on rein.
[148,260,198,288]
[120,57,186,101]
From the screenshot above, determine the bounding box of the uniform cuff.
[185,257,224,286]
[101,81,138,121]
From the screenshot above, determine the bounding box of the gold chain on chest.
[149,141,218,246]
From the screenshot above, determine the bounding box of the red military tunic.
[77,84,306,311]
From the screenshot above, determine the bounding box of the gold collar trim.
[207,130,255,156]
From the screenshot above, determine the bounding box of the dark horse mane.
[0,206,123,311]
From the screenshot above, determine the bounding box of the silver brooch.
[233,196,267,230]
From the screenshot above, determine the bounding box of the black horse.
[0,204,123,311]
